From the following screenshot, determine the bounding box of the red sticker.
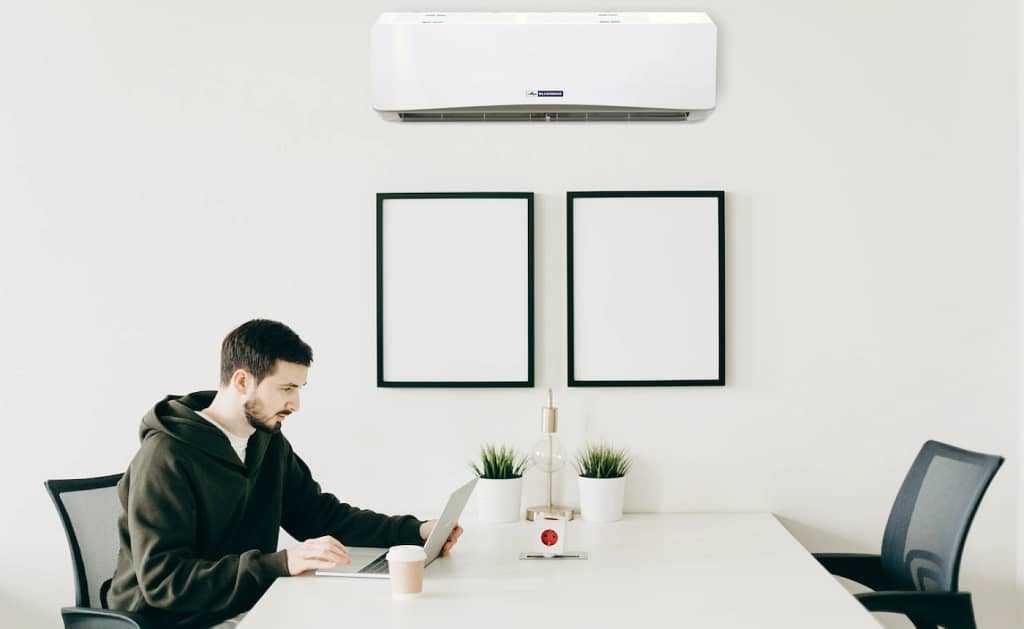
[540,529,559,547]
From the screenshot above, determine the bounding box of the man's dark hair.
[220,319,313,385]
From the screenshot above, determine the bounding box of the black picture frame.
[567,191,725,387]
[377,192,534,388]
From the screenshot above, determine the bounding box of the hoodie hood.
[140,391,272,472]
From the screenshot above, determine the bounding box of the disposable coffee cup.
[386,545,427,599]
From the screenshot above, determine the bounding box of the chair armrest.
[813,553,888,591]
[855,591,976,629]
[61,606,155,629]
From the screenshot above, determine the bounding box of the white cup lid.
[387,545,426,562]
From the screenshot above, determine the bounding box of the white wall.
[1018,0,1024,620]
[1,2,1019,627]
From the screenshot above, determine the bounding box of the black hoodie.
[108,391,424,628]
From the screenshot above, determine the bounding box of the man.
[109,319,462,628]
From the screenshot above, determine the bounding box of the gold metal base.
[526,505,574,521]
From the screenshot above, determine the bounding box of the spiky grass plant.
[575,443,632,479]
[471,444,529,479]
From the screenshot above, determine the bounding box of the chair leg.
[945,606,978,629]
[855,591,977,629]
[907,604,977,629]
[908,617,937,629]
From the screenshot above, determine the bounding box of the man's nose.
[286,394,300,413]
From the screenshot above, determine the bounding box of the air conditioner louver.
[397,111,692,122]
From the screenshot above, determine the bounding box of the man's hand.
[285,536,350,575]
[419,520,463,556]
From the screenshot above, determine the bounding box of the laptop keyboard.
[360,556,389,574]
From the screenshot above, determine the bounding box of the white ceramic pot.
[577,476,626,523]
[475,477,523,523]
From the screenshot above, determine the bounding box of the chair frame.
[45,473,124,608]
[45,473,155,629]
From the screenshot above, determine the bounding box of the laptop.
[314,477,477,579]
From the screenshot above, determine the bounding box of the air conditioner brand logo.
[526,90,564,97]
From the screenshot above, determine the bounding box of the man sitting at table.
[108,319,462,628]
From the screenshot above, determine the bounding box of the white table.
[241,513,881,628]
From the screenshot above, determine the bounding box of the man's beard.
[244,399,290,433]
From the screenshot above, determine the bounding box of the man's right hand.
[285,536,350,575]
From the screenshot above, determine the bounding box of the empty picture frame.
[377,192,534,387]
[567,191,725,386]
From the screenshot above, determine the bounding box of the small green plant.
[471,444,529,479]
[575,443,632,479]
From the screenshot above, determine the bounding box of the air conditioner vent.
[397,110,693,122]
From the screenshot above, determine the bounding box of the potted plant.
[575,443,632,522]
[471,444,529,523]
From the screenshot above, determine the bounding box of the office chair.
[45,473,154,629]
[814,440,1003,629]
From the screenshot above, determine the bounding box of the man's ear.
[230,369,252,395]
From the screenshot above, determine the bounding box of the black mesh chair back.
[879,441,1003,593]
[45,474,124,609]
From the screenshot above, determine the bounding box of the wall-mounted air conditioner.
[371,12,717,122]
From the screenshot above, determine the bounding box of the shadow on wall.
[0,588,55,629]
[775,515,868,553]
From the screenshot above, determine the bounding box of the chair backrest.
[44,474,124,608]
[880,440,1003,593]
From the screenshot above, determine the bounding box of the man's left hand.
[419,520,463,556]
